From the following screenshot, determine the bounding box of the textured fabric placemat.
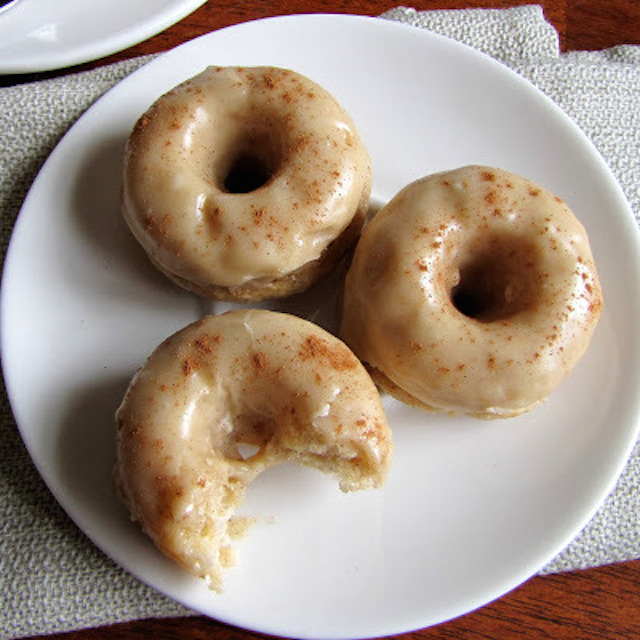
[1,5,639,638]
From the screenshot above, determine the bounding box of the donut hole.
[237,442,262,460]
[218,129,283,194]
[451,234,542,322]
[228,415,278,461]
[223,153,274,194]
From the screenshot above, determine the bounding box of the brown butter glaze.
[341,165,603,418]
[122,66,372,301]
[115,309,392,590]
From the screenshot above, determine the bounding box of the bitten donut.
[122,66,372,301]
[114,309,392,591]
[341,166,603,418]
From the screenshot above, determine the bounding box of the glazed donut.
[114,309,392,590]
[341,165,603,418]
[122,66,372,301]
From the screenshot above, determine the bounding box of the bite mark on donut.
[106,312,393,581]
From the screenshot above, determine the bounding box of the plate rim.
[0,0,207,74]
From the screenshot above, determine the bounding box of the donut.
[114,309,392,590]
[121,66,372,301]
[340,165,603,418]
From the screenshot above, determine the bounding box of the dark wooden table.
[7,1,640,639]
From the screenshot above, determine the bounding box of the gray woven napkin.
[1,5,639,638]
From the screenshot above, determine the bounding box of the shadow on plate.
[54,371,132,524]
[69,134,189,304]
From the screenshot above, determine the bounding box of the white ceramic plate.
[0,0,206,73]
[3,14,640,640]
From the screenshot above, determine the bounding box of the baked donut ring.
[114,309,392,590]
[122,66,372,301]
[341,166,603,418]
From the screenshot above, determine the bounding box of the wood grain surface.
[34,561,640,640]
[6,1,640,639]
[83,0,640,58]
